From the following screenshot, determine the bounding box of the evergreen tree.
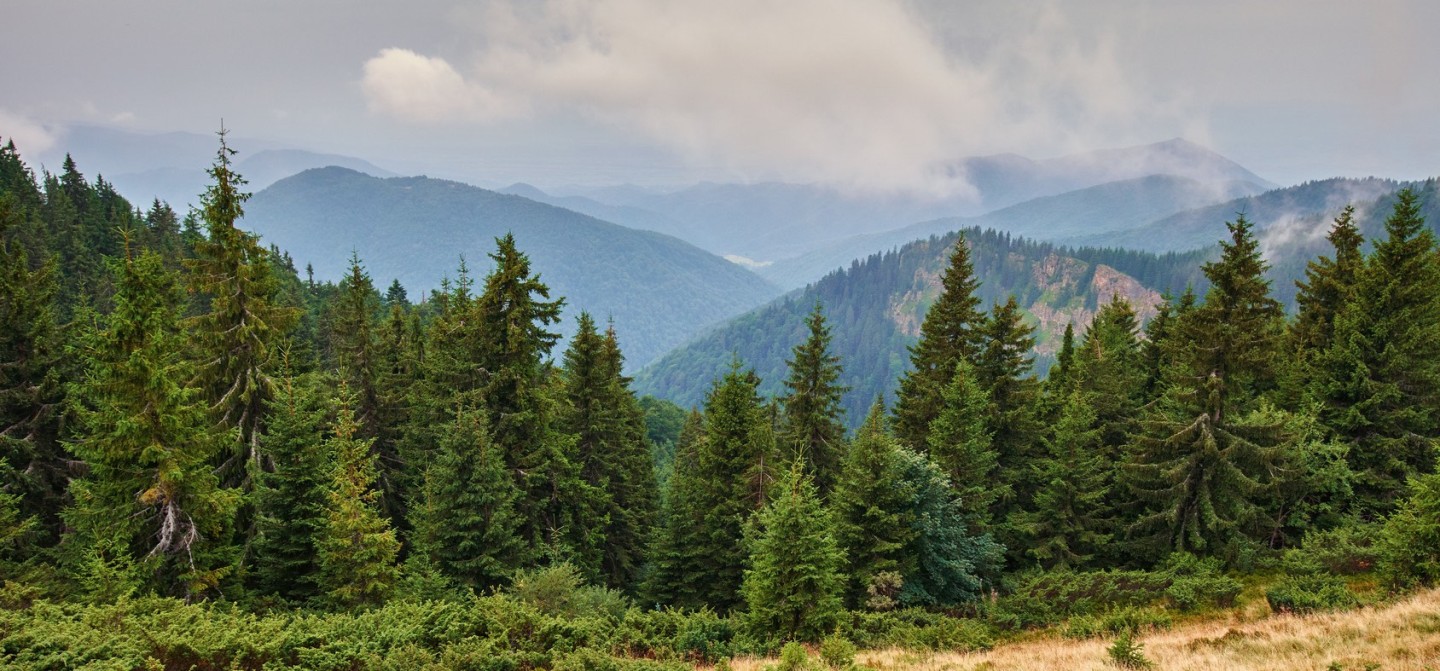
[926,359,1001,531]
[64,246,239,598]
[317,391,400,608]
[249,361,328,602]
[741,464,845,642]
[1378,466,1440,589]
[0,196,67,549]
[1012,389,1111,569]
[1291,206,1363,356]
[974,296,1041,545]
[831,400,917,607]
[893,447,1002,607]
[779,302,848,497]
[893,235,984,451]
[185,128,297,482]
[411,404,525,590]
[1046,322,1076,394]
[642,409,707,608]
[1313,189,1440,515]
[1126,217,1284,559]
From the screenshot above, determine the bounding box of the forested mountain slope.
[634,228,1205,425]
[242,167,781,367]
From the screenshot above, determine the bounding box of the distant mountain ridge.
[550,138,1273,263]
[241,167,781,368]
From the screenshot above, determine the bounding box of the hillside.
[242,167,781,367]
[559,138,1271,262]
[760,174,1264,289]
[633,228,1206,423]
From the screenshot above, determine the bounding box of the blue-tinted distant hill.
[241,167,782,368]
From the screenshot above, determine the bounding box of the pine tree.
[1313,189,1440,515]
[926,359,1001,532]
[411,404,525,590]
[831,400,917,607]
[185,128,297,483]
[317,391,400,608]
[741,464,845,642]
[64,245,239,598]
[779,303,848,497]
[893,234,985,450]
[249,361,328,602]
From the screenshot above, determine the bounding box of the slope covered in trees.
[242,167,781,366]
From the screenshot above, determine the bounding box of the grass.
[724,587,1440,671]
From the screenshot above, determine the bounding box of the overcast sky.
[3,0,1436,190]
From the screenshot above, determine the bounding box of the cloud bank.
[362,0,1187,191]
[0,109,57,154]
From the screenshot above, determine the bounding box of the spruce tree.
[831,400,917,607]
[1012,389,1112,569]
[411,404,525,590]
[0,196,67,549]
[317,391,400,608]
[185,128,297,482]
[974,296,1041,547]
[65,246,239,598]
[926,359,1001,532]
[893,234,985,450]
[1313,189,1440,515]
[249,362,328,602]
[1291,206,1363,356]
[642,409,707,608]
[1126,217,1284,559]
[893,447,1001,607]
[741,464,845,643]
[779,302,848,497]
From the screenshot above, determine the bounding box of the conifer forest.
[3,126,1440,670]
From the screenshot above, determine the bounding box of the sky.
[2,0,1437,191]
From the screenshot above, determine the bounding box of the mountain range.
[240,167,781,368]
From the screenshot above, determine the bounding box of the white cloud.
[0,109,57,154]
[361,0,1189,191]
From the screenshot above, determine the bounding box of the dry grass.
[726,587,1440,671]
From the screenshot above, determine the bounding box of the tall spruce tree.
[65,246,239,598]
[893,234,985,451]
[1313,189,1440,515]
[1291,206,1363,356]
[249,361,328,602]
[185,128,297,482]
[317,390,400,608]
[894,447,1002,607]
[741,464,845,642]
[410,404,524,590]
[779,303,848,497]
[642,409,707,608]
[0,196,67,549]
[1126,217,1284,559]
[926,359,1001,532]
[974,296,1041,547]
[1011,389,1111,569]
[831,400,917,607]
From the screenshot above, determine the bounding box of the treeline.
[4,133,1440,665]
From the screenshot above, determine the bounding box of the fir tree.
[741,464,845,642]
[411,404,525,590]
[893,234,984,451]
[185,128,297,482]
[974,296,1040,547]
[831,400,917,607]
[65,246,239,598]
[1012,389,1111,569]
[779,302,848,497]
[893,447,1002,607]
[249,361,328,602]
[926,359,1001,532]
[642,409,707,608]
[317,390,400,608]
[1313,189,1440,515]
[1291,205,1363,356]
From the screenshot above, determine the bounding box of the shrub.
[767,642,820,671]
[1265,576,1360,614]
[1063,607,1172,640]
[818,633,856,669]
[1160,553,1242,611]
[833,608,992,652]
[1281,524,1382,576]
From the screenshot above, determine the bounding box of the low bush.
[833,608,992,651]
[1281,524,1382,576]
[1062,607,1173,640]
[1265,575,1360,614]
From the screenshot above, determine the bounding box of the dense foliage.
[2,135,1439,668]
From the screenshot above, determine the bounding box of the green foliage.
[1013,388,1113,569]
[832,608,993,652]
[1378,469,1440,589]
[926,359,1000,530]
[1281,523,1382,576]
[831,401,918,607]
[1106,631,1154,669]
[893,448,1003,608]
[818,633,857,669]
[1265,575,1359,613]
[249,366,329,602]
[316,394,400,608]
[1062,607,1172,640]
[743,465,846,643]
[780,303,849,497]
